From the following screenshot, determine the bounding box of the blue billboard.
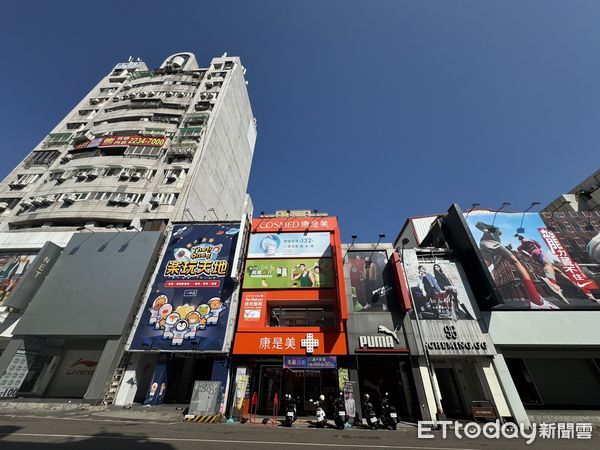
[129,223,239,351]
[247,232,331,258]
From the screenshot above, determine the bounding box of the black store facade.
[342,244,421,422]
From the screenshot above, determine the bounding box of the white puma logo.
[377,325,400,344]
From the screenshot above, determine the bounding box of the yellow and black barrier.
[184,414,224,424]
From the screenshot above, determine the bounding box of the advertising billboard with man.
[464,211,600,310]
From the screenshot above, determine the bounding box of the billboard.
[247,232,331,258]
[73,135,167,149]
[242,258,334,289]
[0,253,36,306]
[129,223,239,351]
[464,211,600,309]
[404,256,477,320]
[347,250,395,312]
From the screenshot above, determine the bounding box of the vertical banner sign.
[130,223,240,351]
[143,360,168,406]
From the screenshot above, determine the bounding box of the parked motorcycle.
[380,392,398,430]
[284,394,298,427]
[362,394,378,429]
[311,395,327,428]
[333,392,348,429]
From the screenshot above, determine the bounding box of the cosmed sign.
[129,223,239,351]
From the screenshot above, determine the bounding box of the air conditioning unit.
[176,92,184,98]
[139,92,146,98]
[63,194,76,204]
[0,202,9,211]
[119,171,130,180]
[149,196,159,205]
[165,91,173,97]
[112,96,120,102]
[130,172,142,180]
[87,169,99,179]
[20,200,32,208]
[148,92,155,97]
[9,181,24,189]
[61,154,73,163]
[57,174,67,182]
[31,197,43,206]
[166,172,178,182]
[90,98,100,105]
[108,195,122,204]
[76,172,88,180]
[205,81,213,89]
[41,197,53,205]
[200,93,207,100]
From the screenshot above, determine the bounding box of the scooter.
[380,392,398,430]
[311,395,327,428]
[362,394,378,429]
[333,392,347,430]
[284,394,298,427]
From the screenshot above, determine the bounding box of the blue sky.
[1,1,599,243]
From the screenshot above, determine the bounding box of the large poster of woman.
[0,253,36,306]
[404,259,476,320]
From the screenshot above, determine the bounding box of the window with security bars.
[24,151,60,167]
[46,133,72,143]
[124,146,163,158]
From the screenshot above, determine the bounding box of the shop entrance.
[434,361,487,419]
[133,353,215,405]
[257,365,338,415]
[357,357,417,420]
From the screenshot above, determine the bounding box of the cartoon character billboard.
[129,223,239,351]
[247,232,331,258]
[464,211,600,310]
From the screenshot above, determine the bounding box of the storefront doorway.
[256,364,338,415]
[434,361,487,419]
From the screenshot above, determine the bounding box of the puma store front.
[342,244,422,422]
[401,248,513,423]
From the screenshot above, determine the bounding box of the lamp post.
[491,202,511,229]
[465,203,480,219]
[399,237,445,423]
[343,234,358,261]
[516,202,540,234]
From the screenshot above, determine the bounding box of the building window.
[24,150,60,168]
[102,167,122,177]
[268,306,334,327]
[149,193,178,206]
[124,146,163,158]
[9,173,42,190]
[163,168,186,184]
[46,133,73,143]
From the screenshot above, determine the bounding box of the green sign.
[243,258,334,289]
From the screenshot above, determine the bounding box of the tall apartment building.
[0,51,257,233]
[0,53,256,404]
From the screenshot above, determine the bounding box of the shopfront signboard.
[283,356,337,369]
[243,258,334,289]
[247,232,331,258]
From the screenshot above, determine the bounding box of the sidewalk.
[528,410,600,427]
